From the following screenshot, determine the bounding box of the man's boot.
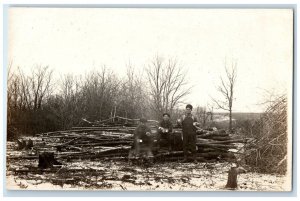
[145,149,154,164]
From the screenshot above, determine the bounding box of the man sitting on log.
[178,104,200,163]
[130,117,154,160]
[158,113,173,152]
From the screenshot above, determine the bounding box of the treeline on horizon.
[7,56,215,138]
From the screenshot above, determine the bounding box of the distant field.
[214,112,262,121]
[231,112,262,121]
[199,112,262,130]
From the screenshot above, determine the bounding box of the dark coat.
[158,120,173,133]
[181,114,198,135]
[134,124,152,145]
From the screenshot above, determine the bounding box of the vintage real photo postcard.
[6,7,293,191]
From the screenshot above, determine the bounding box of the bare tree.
[7,65,54,136]
[118,63,149,119]
[32,66,53,110]
[17,65,53,111]
[212,60,237,132]
[80,66,120,121]
[56,74,83,129]
[146,55,192,119]
[7,62,20,124]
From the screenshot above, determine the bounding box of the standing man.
[158,113,173,152]
[179,104,200,163]
[131,117,154,160]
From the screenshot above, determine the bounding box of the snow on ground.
[6,160,290,191]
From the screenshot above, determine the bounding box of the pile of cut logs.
[7,121,252,167]
[156,128,251,162]
[196,128,249,162]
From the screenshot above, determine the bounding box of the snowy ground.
[6,160,290,191]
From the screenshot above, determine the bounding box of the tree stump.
[225,167,246,189]
[38,152,62,169]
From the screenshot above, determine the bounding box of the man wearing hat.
[131,117,154,160]
[158,113,173,152]
[179,104,200,163]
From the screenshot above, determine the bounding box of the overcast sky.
[8,8,293,112]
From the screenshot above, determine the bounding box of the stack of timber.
[166,128,252,162]
[7,128,135,162]
[7,120,252,166]
[195,128,251,162]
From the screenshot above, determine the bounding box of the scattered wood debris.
[6,119,257,190]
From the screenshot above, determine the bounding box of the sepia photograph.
[5,6,293,191]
